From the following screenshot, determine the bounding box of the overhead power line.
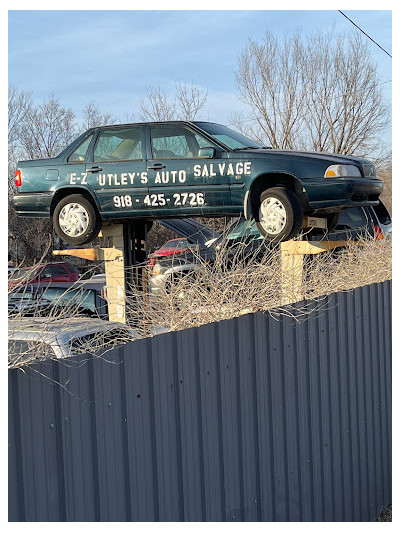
[338,10,392,58]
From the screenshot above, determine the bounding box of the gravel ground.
[376,504,392,521]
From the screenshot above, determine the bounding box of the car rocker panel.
[13,121,383,244]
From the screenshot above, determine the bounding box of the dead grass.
[126,233,392,336]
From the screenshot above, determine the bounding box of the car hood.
[231,148,372,166]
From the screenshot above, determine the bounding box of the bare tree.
[234,29,390,156]
[8,86,32,142]
[139,83,208,121]
[81,102,117,130]
[139,85,176,121]
[8,87,33,193]
[9,95,77,264]
[17,95,76,159]
[175,83,208,120]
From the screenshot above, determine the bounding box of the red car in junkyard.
[147,238,197,266]
[8,262,80,288]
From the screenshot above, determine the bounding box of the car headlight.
[324,164,362,178]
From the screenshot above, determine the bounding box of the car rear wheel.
[53,194,102,245]
[256,187,303,242]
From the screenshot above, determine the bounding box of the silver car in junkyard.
[8,317,140,366]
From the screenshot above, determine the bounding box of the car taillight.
[15,170,22,187]
[374,225,384,240]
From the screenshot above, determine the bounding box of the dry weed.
[8,233,391,367]
[126,233,392,336]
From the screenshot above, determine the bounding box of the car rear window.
[69,329,130,354]
[8,340,55,364]
[163,240,191,249]
[8,266,40,281]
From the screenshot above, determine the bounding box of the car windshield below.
[40,287,97,313]
[195,123,263,150]
[162,240,191,249]
[225,219,264,242]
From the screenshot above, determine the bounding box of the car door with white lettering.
[146,124,232,216]
[87,126,149,216]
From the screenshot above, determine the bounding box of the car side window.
[150,125,210,159]
[68,134,94,163]
[94,127,143,162]
[39,267,52,279]
[49,265,68,276]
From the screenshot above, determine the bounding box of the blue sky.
[8,9,392,138]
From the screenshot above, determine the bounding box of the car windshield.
[225,219,264,242]
[162,240,190,249]
[40,287,97,313]
[195,123,263,150]
[8,267,40,281]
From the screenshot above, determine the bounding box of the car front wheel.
[256,187,303,242]
[53,194,102,245]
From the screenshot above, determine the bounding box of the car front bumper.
[302,177,383,212]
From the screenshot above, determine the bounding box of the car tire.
[53,194,102,245]
[256,187,303,242]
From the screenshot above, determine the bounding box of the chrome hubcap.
[259,197,287,235]
[59,203,89,237]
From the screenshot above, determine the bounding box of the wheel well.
[50,188,100,217]
[248,173,306,221]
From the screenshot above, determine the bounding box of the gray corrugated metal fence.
[8,280,392,521]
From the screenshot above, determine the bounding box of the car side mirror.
[198,147,215,158]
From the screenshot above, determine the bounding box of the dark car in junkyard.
[149,201,391,296]
[13,121,383,245]
[8,280,108,319]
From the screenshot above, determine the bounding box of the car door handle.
[86,166,103,173]
[147,163,166,170]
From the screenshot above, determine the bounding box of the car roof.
[9,316,126,332]
[86,120,220,132]
[22,281,105,291]
[9,317,138,343]
[12,261,75,270]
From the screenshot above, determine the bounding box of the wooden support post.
[280,239,350,305]
[280,240,304,305]
[53,224,127,323]
[98,224,126,323]
[53,222,150,325]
